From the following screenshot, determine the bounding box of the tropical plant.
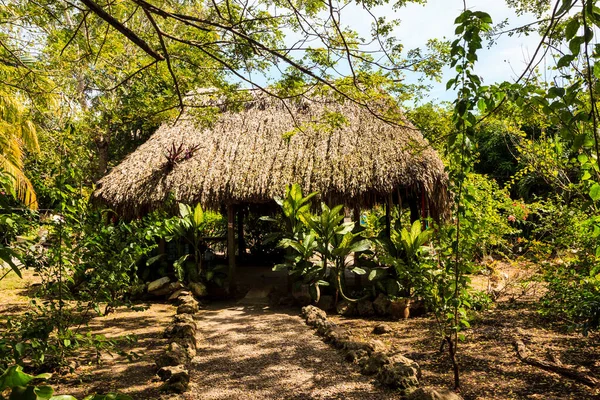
[163,202,207,283]
[0,364,132,400]
[273,185,371,302]
[0,93,39,209]
[370,220,433,298]
[302,203,371,302]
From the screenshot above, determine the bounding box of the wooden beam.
[353,207,362,288]
[227,204,236,294]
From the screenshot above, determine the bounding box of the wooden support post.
[353,207,362,288]
[227,204,236,294]
[385,195,392,238]
[237,207,246,258]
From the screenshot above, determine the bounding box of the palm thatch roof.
[93,89,450,219]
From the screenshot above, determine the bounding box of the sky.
[342,0,544,103]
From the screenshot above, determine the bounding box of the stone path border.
[154,289,200,394]
[300,306,463,400]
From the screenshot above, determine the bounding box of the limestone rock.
[173,314,194,324]
[406,388,463,400]
[189,282,207,298]
[377,354,421,392]
[373,323,393,335]
[373,293,391,315]
[148,277,170,294]
[164,321,196,339]
[177,300,199,315]
[360,351,390,375]
[325,328,350,349]
[367,339,387,354]
[155,343,190,368]
[168,289,186,302]
[316,319,336,336]
[158,365,190,393]
[357,300,375,317]
[301,305,327,326]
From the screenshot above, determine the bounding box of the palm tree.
[0,92,39,209]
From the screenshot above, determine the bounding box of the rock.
[148,277,171,293]
[158,365,189,393]
[189,282,207,298]
[373,293,391,315]
[343,340,372,354]
[367,339,387,354]
[336,300,357,317]
[168,289,186,302]
[301,305,327,326]
[173,314,194,324]
[373,323,393,335]
[316,295,335,311]
[164,321,196,339]
[177,300,199,315]
[377,354,421,392]
[357,300,375,317]
[315,319,336,336]
[406,388,463,400]
[345,348,368,363]
[171,336,197,356]
[360,351,390,375]
[325,328,350,349]
[175,294,196,306]
[155,343,190,368]
[389,298,411,320]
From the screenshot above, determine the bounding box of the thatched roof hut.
[93,90,449,219]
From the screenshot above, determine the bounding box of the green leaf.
[178,203,191,218]
[569,36,585,56]
[590,183,600,201]
[557,54,574,68]
[0,365,51,391]
[145,254,164,266]
[548,86,565,98]
[49,396,78,400]
[351,267,367,275]
[193,203,204,226]
[565,18,580,40]
[34,386,54,399]
[594,63,600,80]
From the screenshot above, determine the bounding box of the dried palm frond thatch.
[93,90,450,219]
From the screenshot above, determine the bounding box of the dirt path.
[186,303,399,400]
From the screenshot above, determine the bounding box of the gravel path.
[186,303,400,400]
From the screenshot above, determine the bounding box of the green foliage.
[540,260,600,335]
[371,220,432,297]
[461,174,526,258]
[273,185,371,302]
[158,203,227,284]
[0,364,131,400]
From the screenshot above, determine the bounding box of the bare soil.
[328,261,600,400]
[0,269,176,399]
[3,262,599,400]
